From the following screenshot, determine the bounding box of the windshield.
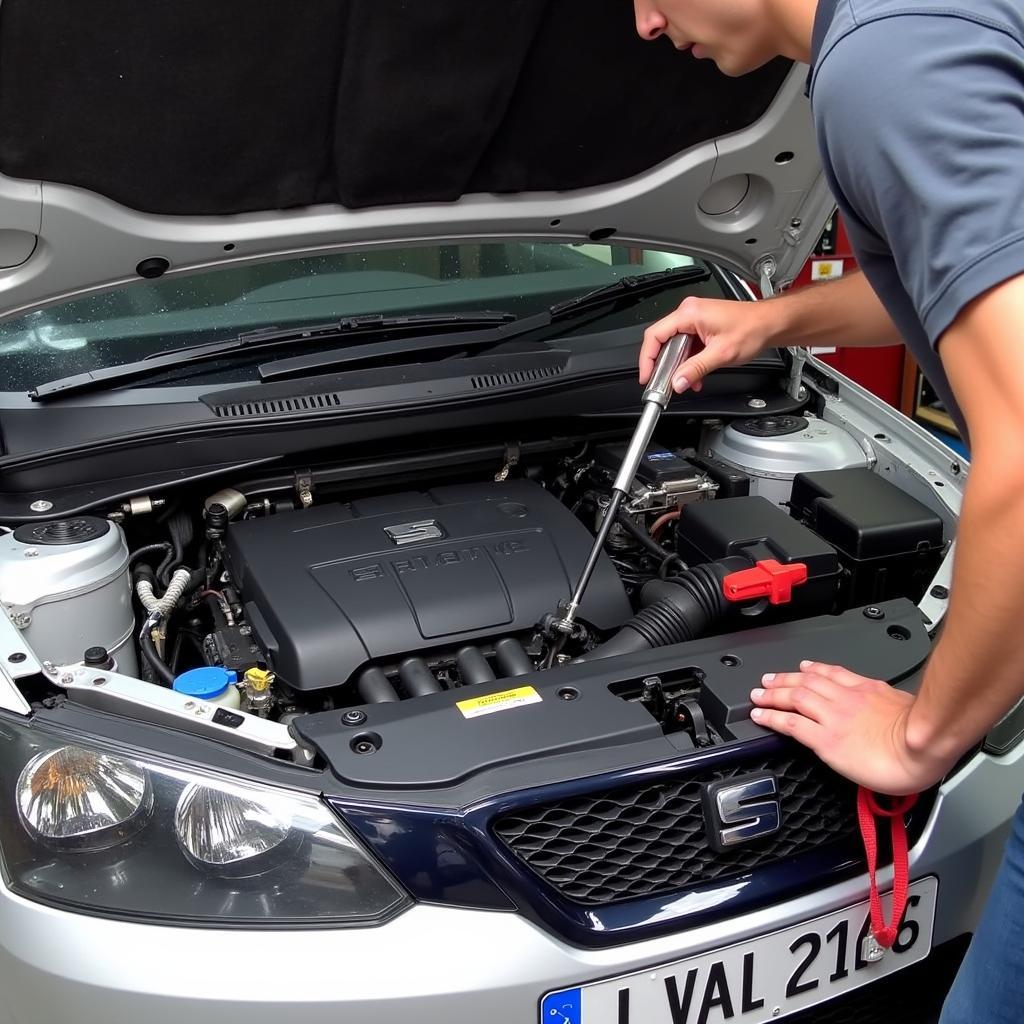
[0,241,729,391]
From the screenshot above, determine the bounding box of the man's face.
[633,0,779,76]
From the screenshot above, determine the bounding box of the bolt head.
[60,673,74,685]
[863,606,885,620]
[342,710,367,726]
[29,500,53,513]
[23,549,39,558]
[748,398,767,409]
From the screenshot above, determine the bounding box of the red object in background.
[788,215,905,409]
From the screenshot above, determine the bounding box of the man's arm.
[751,274,1024,794]
[639,270,902,390]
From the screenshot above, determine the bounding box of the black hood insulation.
[0,0,790,215]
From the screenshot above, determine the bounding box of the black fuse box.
[595,443,702,490]
[675,495,841,617]
[789,469,945,605]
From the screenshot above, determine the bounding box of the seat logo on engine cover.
[383,520,446,546]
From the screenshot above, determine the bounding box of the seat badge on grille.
[702,772,782,853]
[383,520,445,545]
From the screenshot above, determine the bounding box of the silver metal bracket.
[55,662,298,758]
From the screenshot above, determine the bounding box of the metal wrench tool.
[552,332,693,635]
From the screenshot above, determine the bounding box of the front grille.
[494,751,865,906]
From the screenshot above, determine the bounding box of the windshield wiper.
[30,264,710,400]
[28,311,516,401]
[258,265,712,383]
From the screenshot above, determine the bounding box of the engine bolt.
[29,500,53,513]
[748,398,768,409]
[863,606,885,620]
[354,740,375,755]
[342,710,367,726]
[558,687,579,702]
[930,585,949,600]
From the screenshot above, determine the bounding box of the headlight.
[0,719,409,926]
[18,746,152,851]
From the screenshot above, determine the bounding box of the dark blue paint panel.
[329,734,906,949]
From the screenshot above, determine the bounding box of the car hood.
[0,1,830,320]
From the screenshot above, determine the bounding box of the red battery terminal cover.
[722,560,808,605]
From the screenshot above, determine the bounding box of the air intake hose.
[576,559,742,662]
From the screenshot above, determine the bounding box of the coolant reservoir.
[0,517,137,675]
[704,415,870,507]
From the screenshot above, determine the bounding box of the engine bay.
[0,410,952,762]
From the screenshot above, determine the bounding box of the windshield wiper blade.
[30,266,710,400]
[259,265,712,383]
[547,265,711,320]
[28,311,516,401]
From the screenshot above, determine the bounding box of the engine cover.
[224,481,631,691]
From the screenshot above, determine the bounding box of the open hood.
[0,1,832,320]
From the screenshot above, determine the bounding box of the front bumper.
[0,744,1019,1024]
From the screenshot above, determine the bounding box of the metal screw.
[7,652,26,664]
[790,218,802,228]
[748,398,767,409]
[23,549,38,558]
[29,500,53,513]
[92,677,106,686]
[342,710,367,726]
[864,606,885,620]
[930,585,949,600]
[11,612,30,629]
[60,673,74,685]
[354,740,375,755]
[558,687,579,702]
[183,700,196,710]
[42,661,56,675]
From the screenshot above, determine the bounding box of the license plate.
[541,877,937,1024]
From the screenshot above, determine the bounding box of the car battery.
[789,469,945,605]
[675,495,841,617]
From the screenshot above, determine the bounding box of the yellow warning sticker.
[456,685,542,719]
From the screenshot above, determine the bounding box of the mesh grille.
[493,752,863,906]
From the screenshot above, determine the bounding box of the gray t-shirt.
[809,0,1024,440]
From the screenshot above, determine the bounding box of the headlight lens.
[175,782,294,876]
[0,719,409,925]
[17,746,151,851]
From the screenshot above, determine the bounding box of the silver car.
[0,7,1014,1023]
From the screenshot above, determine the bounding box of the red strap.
[857,787,918,948]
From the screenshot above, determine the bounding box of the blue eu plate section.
[541,988,581,1024]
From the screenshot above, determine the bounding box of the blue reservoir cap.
[173,666,237,700]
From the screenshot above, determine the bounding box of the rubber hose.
[615,510,674,561]
[576,563,731,662]
[140,628,175,686]
[136,567,192,618]
[129,543,173,570]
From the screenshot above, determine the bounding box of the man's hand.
[638,274,903,392]
[638,296,774,392]
[749,661,957,795]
